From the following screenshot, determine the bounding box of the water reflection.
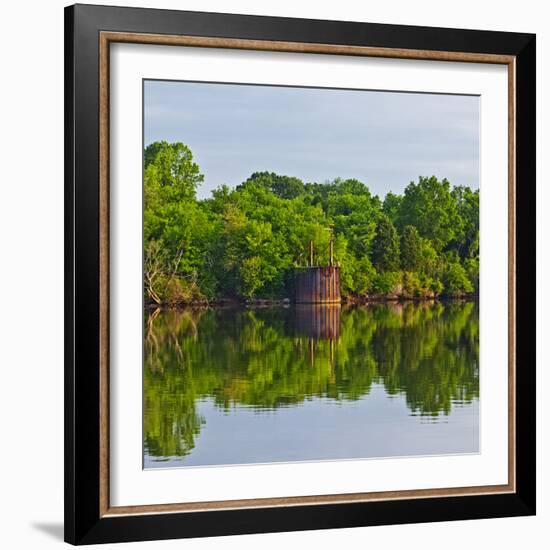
[294,304,341,340]
[144,301,479,466]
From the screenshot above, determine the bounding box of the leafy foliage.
[397,176,464,252]
[372,215,400,272]
[144,142,479,303]
[400,225,422,271]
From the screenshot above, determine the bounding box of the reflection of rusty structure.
[295,266,341,304]
[295,304,341,340]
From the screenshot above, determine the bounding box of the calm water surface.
[144,301,479,468]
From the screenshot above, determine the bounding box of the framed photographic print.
[64,3,536,545]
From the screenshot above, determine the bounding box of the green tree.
[400,225,422,271]
[144,141,203,201]
[372,215,400,272]
[398,176,464,251]
[442,259,474,296]
[382,191,402,224]
[372,271,401,294]
[245,171,305,199]
[143,141,215,302]
[451,186,479,259]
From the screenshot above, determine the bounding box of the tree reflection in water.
[144,301,478,460]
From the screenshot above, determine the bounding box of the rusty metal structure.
[295,227,341,304]
[294,266,341,304]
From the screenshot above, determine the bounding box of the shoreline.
[145,293,478,310]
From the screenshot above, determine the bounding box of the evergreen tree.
[371,215,400,272]
[400,225,422,271]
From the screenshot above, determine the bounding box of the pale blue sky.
[144,80,479,200]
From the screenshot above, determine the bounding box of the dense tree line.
[144,141,479,304]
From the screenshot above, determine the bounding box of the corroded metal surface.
[295,267,341,304]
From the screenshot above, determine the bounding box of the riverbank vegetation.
[144,141,479,305]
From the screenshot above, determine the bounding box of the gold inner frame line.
[98,31,516,518]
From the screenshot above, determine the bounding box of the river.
[144,301,479,468]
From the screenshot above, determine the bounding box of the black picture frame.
[65,3,536,545]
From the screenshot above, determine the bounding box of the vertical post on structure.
[329,225,334,267]
[295,227,341,304]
